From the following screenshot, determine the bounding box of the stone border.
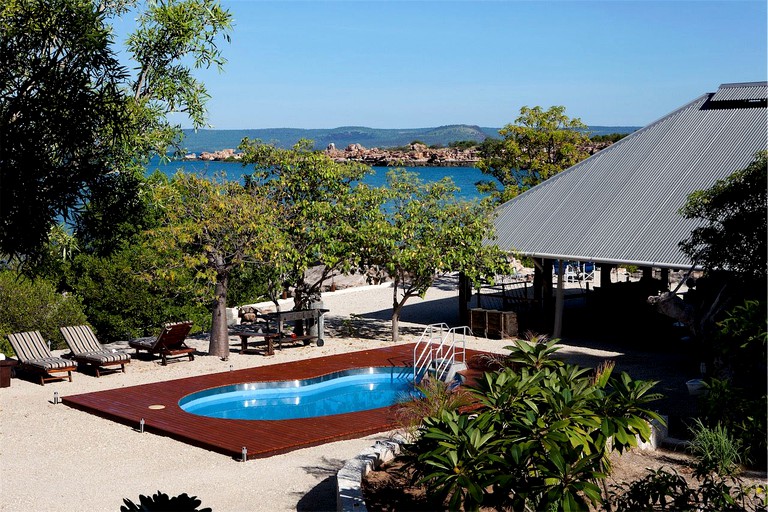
[336,434,405,512]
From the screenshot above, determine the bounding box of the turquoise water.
[148,159,491,201]
[178,367,418,420]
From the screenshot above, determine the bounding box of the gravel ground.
[0,274,708,511]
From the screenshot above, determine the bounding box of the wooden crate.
[485,310,518,339]
[469,308,487,337]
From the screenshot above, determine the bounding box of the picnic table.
[231,308,329,356]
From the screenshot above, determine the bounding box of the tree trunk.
[391,274,401,343]
[208,272,230,359]
[391,306,401,343]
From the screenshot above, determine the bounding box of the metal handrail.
[413,323,470,383]
[413,323,448,382]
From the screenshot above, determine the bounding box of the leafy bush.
[0,270,87,353]
[120,491,210,512]
[697,300,768,468]
[448,140,478,150]
[66,249,208,341]
[394,377,472,441]
[689,419,743,477]
[404,339,664,511]
[609,467,767,512]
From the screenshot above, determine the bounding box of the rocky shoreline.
[184,142,481,166]
[185,141,613,167]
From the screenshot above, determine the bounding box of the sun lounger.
[6,330,76,385]
[60,325,131,377]
[128,321,194,366]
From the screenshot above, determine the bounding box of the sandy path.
[0,275,678,511]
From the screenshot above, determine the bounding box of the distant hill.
[180,124,640,153]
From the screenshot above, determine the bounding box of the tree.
[679,150,767,281]
[144,172,282,359]
[375,169,510,342]
[79,0,233,256]
[1,0,233,263]
[477,105,590,203]
[239,139,388,312]
[1,0,129,262]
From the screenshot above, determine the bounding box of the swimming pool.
[179,366,418,420]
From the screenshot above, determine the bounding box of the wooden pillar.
[660,268,670,291]
[542,259,554,320]
[599,263,615,288]
[553,259,565,338]
[458,272,471,325]
[533,261,543,302]
[641,266,654,281]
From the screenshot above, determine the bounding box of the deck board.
[63,343,482,459]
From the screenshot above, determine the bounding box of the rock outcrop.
[324,142,480,167]
[183,141,614,165]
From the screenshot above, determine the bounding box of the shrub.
[120,491,210,512]
[689,419,743,477]
[404,339,664,511]
[698,300,768,468]
[394,377,472,441]
[67,249,208,341]
[609,467,767,512]
[0,270,87,353]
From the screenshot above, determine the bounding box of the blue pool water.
[178,367,418,420]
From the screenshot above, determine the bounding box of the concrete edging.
[336,434,405,512]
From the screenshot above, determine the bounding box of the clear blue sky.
[115,0,767,129]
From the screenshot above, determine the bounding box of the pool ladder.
[413,323,470,384]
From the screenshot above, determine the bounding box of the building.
[478,82,767,337]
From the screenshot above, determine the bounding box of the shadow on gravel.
[296,457,347,512]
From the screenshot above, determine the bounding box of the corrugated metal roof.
[491,82,768,269]
[710,81,768,102]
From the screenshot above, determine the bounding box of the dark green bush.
[120,491,211,512]
[609,467,767,512]
[698,300,768,468]
[0,270,87,353]
[66,248,209,341]
[404,339,664,511]
[689,419,743,477]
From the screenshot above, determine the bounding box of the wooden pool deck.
[63,343,482,460]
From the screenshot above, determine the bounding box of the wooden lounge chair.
[128,321,195,366]
[6,330,76,385]
[60,325,131,377]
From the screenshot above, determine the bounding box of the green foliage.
[697,300,768,468]
[679,151,767,281]
[589,133,627,143]
[239,139,388,311]
[0,270,87,353]
[372,168,511,341]
[394,378,473,441]
[120,491,211,512]
[689,419,743,477]
[714,299,768,387]
[65,248,208,341]
[144,172,281,357]
[609,467,767,512]
[476,105,590,203]
[1,0,130,262]
[503,335,563,370]
[448,140,478,150]
[405,340,664,510]
[1,0,233,264]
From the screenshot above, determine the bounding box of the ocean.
[148,159,493,202]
